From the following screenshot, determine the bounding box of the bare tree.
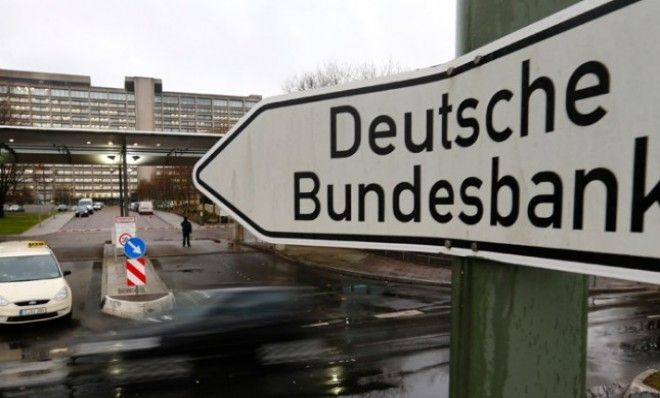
[0,99,25,217]
[52,186,73,205]
[7,186,34,205]
[135,165,198,212]
[282,59,406,93]
[0,99,9,123]
[0,145,23,217]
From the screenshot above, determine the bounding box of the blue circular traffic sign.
[124,236,147,259]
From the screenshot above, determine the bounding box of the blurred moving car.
[7,204,24,212]
[56,204,68,212]
[74,205,89,218]
[78,198,93,215]
[72,286,328,375]
[93,202,104,210]
[0,241,72,324]
[138,201,154,215]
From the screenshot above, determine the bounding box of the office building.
[0,69,261,202]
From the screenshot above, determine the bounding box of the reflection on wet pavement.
[0,249,658,396]
[588,283,660,388]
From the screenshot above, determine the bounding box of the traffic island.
[101,244,174,320]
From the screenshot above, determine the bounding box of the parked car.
[74,205,89,218]
[7,204,24,212]
[93,202,104,210]
[155,201,174,210]
[78,198,93,215]
[69,205,77,212]
[129,202,139,212]
[56,204,68,212]
[0,240,72,324]
[138,201,154,215]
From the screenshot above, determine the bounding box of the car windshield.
[0,255,61,283]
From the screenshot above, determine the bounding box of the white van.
[138,201,154,215]
[78,198,94,214]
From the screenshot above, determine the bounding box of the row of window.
[11,106,134,116]
[157,107,244,115]
[2,86,257,109]
[155,95,256,109]
[5,96,133,105]
[10,113,135,123]
[0,86,136,101]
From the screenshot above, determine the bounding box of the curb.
[244,243,450,287]
[101,292,175,321]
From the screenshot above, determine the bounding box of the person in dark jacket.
[181,216,192,247]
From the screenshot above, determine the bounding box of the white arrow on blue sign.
[124,236,147,259]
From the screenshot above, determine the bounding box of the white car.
[78,198,94,215]
[138,201,154,215]
[7,204,24,212]
[0,241,72,324]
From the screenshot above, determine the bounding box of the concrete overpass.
[0,125,222,215]
[0,125,220,165]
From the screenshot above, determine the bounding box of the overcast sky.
[0,1,455,98]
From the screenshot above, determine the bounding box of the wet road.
[588,286,660,386]
[60,206,173,232]
[0,247,452,397]
[0,211,658,395]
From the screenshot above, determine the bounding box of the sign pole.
[449,1,588,397]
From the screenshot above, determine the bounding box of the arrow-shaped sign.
[193,0,660,283]
[126,240,142,255]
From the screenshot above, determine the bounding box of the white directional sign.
[194,0,659,283]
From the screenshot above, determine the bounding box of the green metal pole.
[450,1,588,397]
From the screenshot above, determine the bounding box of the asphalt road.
[60,206,172,232]
[0,246,451,396]
[0,209,658,396]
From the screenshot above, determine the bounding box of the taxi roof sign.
[27,241,46,248]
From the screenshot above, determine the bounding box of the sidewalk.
[263,245,452,286]
[21,211,74,236]
[147,239,244,257]
[153,210,201,230]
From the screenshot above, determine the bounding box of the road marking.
[374,309,424,319]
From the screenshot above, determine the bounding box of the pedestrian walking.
[181,216,192,247]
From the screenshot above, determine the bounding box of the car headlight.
[0,296,9,306]
[54,287,69,301]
